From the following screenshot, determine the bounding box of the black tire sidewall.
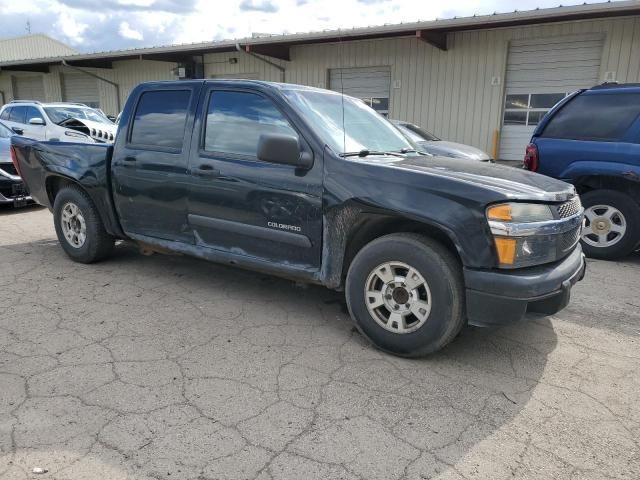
[346,235,464,357]
[53,187,110,263]
[580,189,640,259]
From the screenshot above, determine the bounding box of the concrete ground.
[1,205,638,480]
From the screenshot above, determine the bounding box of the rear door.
[2,106,45,140]
[111,84,202,243]
[186,86,323,269]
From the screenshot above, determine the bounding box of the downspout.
[61,60,121,113]
[0,90,5,106]
[235,43,286,82]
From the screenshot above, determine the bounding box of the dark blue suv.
[524,84,640,259]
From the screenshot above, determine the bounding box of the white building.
[1,1,640,160]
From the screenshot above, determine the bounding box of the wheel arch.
[574,175,640,204]
[46,174,125,238]
[319,203,466,290]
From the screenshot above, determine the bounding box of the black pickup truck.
[11,80,586,356]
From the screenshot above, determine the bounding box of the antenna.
[338,29,346,155]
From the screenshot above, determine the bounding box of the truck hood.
[417,140,491,161]
[387,155,575,202]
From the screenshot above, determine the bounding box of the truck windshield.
[282,88,414,155]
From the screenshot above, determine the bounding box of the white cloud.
[54,10,88,43]
[119,21,144,41]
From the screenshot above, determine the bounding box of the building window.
[503,93,566,126]
[361,97,390,116]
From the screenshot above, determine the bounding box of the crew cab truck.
[12,80,586,357]
[524,83,640,259]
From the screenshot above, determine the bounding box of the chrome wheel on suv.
[582,204,626,248]
[579,189,640,260]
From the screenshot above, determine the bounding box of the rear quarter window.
[541,93,640,142]
[129,90,191,150]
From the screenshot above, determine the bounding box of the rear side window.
[0,108,10,121]
[204,91,297,157]
[542,93,640,141]
[9,106,27,124]
[130,90,191,150]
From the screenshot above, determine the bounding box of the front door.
[187,87,323,269]
[112,84,201,243]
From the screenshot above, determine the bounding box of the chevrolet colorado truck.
[11,80,586,357]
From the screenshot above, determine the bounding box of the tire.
[53,185,115,263]
[580,189,640,260]
[345,233,465,357]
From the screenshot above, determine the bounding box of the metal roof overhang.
[1,0,639,72]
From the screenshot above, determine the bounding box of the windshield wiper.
[341,149,406,158]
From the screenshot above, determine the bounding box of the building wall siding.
[1,16,639,154]
[0,34,77,62]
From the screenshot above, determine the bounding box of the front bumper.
[0,178,31,206]
[464,246,586,327]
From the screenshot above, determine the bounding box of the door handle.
[193,164,221,177]
[123,156,137,162]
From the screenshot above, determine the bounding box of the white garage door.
[62,73,100,108]
[329,66,391,115]
[13,76,45,102]
[499,34,604,160]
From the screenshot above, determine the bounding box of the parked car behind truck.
[12,80,586,357]
[0,101,117,144]
[525,83,640,259]
[0,121,30,205]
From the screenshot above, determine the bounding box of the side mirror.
[257,133,313,169]
[11,127,24,135]
[28,117,45,126]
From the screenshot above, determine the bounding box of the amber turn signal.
[493,237,516,265]
[487,204,512,221]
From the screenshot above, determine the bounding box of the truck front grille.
[556,197,581,219]
[558,226,582,254]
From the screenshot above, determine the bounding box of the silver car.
[392,120,492,161]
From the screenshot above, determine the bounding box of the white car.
[0,101,117,144]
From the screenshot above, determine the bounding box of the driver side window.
[25,106,44,124]
[204,91,297,158]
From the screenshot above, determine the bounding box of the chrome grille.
[556,197,581,218]
[558,226,581,253]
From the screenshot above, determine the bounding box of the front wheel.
[580,189,640,260]
[53,185,115,263]
[345,233,465,357]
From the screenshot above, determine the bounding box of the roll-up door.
[329,66,391,116]
[62,73,100,108]
[499,33,604,160]
[13,75,45,102]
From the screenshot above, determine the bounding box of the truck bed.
[11,136,123,237]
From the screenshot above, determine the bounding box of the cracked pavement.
[1,205,639,480]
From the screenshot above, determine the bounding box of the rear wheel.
[580,189,640,260]
[345,233,465,357]
[53,185,114,263]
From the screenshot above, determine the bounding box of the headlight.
[487,203,554,223]
[64,130,94,143]
[487,202,582,268]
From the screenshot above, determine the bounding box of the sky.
[0,0,623,53]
